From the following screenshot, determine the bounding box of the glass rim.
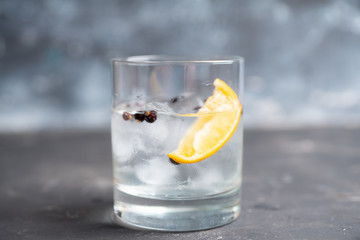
[112,55,244,64]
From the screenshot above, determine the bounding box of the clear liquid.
[111,104,243,231]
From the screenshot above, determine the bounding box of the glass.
[111,55,244,231]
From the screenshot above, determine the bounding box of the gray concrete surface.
[0,128,360,239]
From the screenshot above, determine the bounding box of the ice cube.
[143,116,169,143]
[168,92,204,114]
[111,115,135,162]
[135,157,178,185]
[146,102,174,113]
[132,134,148,153]
[112,137,133,163]
[191,166,224,188]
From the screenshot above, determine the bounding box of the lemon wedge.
[167,78,242,164]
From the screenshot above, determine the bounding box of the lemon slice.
[167,78,242,164]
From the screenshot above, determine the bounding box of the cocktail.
[111,56,244,231]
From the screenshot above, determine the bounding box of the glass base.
[113,188,241,232]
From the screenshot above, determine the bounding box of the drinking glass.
[111,55,244,231]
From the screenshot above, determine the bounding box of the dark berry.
[193,106,201,111]
[122,112,132,121]
[170,96,178,103]
[134,111,146,122]
[169,157,180,165]
[170,95,184,103]
[145,110,157,123]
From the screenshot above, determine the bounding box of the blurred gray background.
[1,0,360,132]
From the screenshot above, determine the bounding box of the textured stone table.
[1,128,359,239]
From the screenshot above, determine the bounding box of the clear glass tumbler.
[111,55,244,231]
